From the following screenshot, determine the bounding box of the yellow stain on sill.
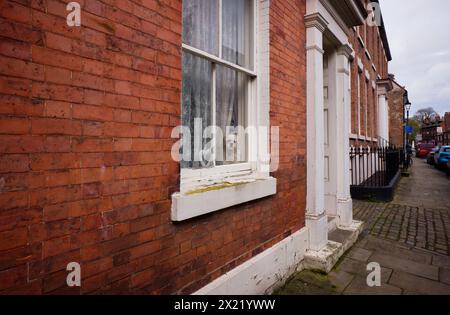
[185,181,249,196]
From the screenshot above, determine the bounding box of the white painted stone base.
[337,198,353,227]
[339,220,364,252]
[305,213,328,251]
[193,228,309,295]
[303,220,364,273]
[327,215,339,233]
[303,241,343,273]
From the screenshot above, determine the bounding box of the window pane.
[183,0,219,56]
[181,52,213,169]
[216,65,248,165]
[222,0,253,69]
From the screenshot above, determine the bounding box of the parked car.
[427,147,440,165]
[434,146,450,169]
[417,143,435,158]
[447,160,450,176]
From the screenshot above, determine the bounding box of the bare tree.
[414,107,439,124]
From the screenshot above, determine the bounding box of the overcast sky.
[380,0,450,116]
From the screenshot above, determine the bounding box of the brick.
[0,1,31,24]
[44,32,72,53]
[31,118,82,135]
[32,82,84,103]
[45,100,72,118]
[0,227,28,251]
[0,154,29,172]
[0,55,44,80]
[0,265,28,291]
[73,104,114,122]
[31,46,82,71]
[0,75,31,97]
[0,38,31,60]
[0,135,44,153]
[0,94,44,117]
[44,66,72,85]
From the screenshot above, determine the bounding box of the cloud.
[380,0,450,115]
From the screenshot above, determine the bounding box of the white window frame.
[180,0,258,186]
[172,0,275,221]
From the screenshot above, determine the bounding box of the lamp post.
[403,91,412,168]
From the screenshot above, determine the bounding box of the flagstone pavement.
[275,158,450,295]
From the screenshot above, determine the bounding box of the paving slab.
[432,255,450,267]
[346,247,372,262]
[336,257,393,284]
[328,270,354,293]
[343,276,402,295]
[370,253,439,281]
[440,267,450,286]
[389,271,450,295]
[362,237,433,265]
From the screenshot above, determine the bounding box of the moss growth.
[273,270,339,295]
[185,181,247,196]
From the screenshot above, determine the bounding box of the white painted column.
[385,99,390,143]
[305,13,328,251]
[335,45,353,227]
[377,92,388,143]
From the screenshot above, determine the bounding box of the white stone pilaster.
[377,80,393,144]
[336,45,353,227]
[305,13,328,251]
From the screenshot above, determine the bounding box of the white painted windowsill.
[171,177,277,222]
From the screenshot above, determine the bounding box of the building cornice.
[327,0,367,28]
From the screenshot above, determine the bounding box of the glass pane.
[183,0,219,56]
[215,65,248,165]
[181,52,213,169]
[222,0,253,69]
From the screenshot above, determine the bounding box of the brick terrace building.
[387,77,407,147]
[443,112,450,132]
[348,0,392,147]
[0,0,392,294]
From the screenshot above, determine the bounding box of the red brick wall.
[388,82,405,147]
[0,0,306,294]
[444,113,450,133]
[349,21,389,146]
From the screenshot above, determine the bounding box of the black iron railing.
[350,146,401,188]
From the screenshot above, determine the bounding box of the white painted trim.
[182,44,257,78]
[372,63,377,72]
[193,228,309,295]
[172,177,276,221]
[181,163,253,182]
[365,69,370,81]
[357,57,363,73]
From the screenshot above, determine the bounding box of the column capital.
[305,12,329,33]
[337,44,355,61]
[376,78,393,95]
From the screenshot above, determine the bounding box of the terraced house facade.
[0,0,392,294]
